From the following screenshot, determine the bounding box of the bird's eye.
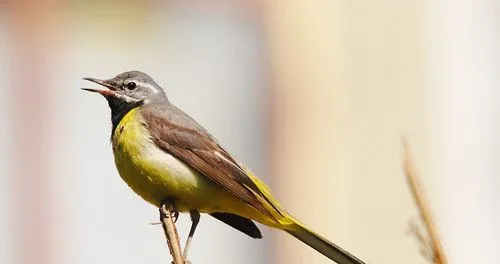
[126,82,137,90]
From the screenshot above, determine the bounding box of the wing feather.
[141,106,274,218]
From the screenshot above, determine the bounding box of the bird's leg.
[183,210,200,259]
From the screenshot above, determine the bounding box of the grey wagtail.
[82,71,365,264]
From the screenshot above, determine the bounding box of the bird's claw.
[160,199,179,222]
[173,211,179,223]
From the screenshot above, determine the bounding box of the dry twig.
[160,202,185,264]
[402,138,447,264]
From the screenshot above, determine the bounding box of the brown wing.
[141,106,273,218]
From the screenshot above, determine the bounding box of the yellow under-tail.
[111,108,363,264]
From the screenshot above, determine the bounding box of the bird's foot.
[160,199,179,223]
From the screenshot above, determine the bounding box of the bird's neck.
[107,98,143,138]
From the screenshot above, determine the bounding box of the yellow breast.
[112,108,236,213]
[112,108,201,209]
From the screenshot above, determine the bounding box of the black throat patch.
[106,97,143,139]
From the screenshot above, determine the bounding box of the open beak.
[82,77,117,97]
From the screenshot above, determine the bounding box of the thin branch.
[160,202,185,264]
[402,138,447,264]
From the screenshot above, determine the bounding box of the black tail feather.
[210,212,262,239]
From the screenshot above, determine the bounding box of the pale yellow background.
[0,1,498,264]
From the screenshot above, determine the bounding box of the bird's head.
[83,71,167,132]
[83,71,167,107]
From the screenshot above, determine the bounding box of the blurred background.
[0,0,499,263]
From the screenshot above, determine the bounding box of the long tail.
[244,169,365,263]
[283,220,366,264]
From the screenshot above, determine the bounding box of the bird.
[82,71,365,264]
